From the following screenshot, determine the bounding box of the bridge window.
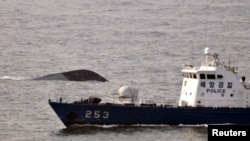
[193,73,197,79]
[183,73,197,79]
[217,75,223,79]
[207,74,216,79]
[200,74,205,79]
[198,73,223,80]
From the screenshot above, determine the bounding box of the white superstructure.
[178,48,250,108]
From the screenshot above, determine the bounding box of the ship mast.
[204,47,210,66]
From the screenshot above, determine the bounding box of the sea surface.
[0,0,249,140]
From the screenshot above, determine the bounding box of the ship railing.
[104,97,125,105]
[48,96,71,103]
[156,99,177,107]
[48,95,95,104]
[103,97,177,107]
[201,61,216,67]
[243,83,250,89]
[224,66,238,74]
[49,95,178,108]
[138,98,177,107]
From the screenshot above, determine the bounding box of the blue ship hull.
[49,101,250,127]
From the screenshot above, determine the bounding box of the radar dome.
[118,86,139,99]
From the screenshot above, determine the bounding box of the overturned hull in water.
[34,69,108,82]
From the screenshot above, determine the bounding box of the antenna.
[191,43,194,66]
[236,52,239,74]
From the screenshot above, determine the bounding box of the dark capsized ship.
[49,48,250,127]
[34,69,108,82]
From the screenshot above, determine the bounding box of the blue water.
[0,0,249,140]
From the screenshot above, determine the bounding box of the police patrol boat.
[49,48,250,127]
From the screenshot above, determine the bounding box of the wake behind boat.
[49,48,250,127]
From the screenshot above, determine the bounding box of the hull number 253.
[85,110,109,119]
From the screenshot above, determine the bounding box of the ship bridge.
[178,48,250,108]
